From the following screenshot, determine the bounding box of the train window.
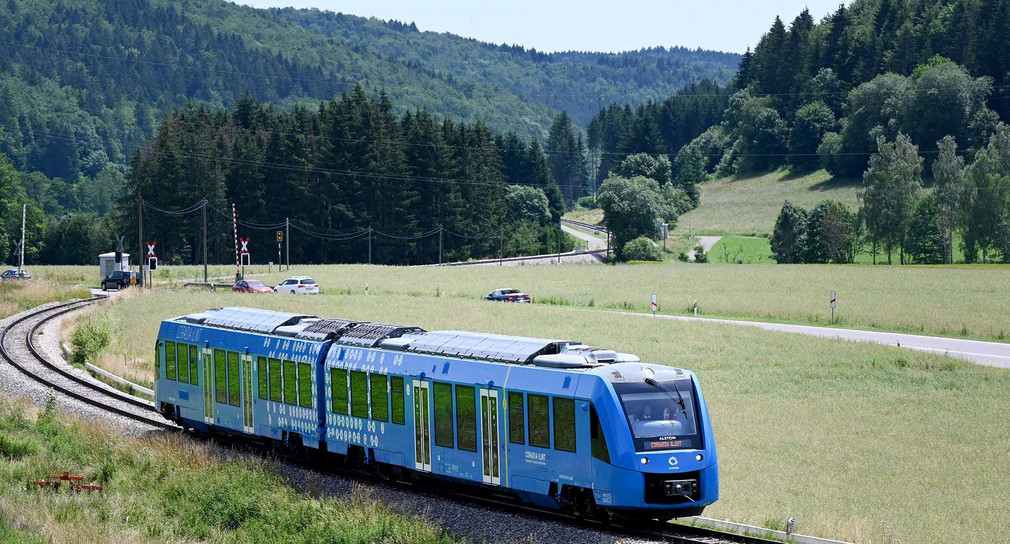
[527,394,550,448]
[433,382,454,448]
[455,385,477,452]
[256,356,268,400]
[189,345,199,386]
[227,352,240,407]
[298,363,312,408]
[165,341,177,381]
[350,371,368,418]
[552,398,576,453]
[268,358,282,402]
[390,376,404,424]
[214,349,227,404]
[177,343,190,383]
[590,403,610,463]
[370,374,388,422]
[283,360,297,405]
[508,392,525,445]
[330,368,348,414]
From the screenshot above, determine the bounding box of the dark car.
[0,269,31,281]
[102,270,140,291]
[232,280,273,293]
[483,288,531,303]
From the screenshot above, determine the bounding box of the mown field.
[115,263,1010,342]
[0,397,454,543]
[71,277,1009,543]
[674,170,861,236]
[0,280,91,318]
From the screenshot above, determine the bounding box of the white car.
[274,276,319,295]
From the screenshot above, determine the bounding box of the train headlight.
[696,454,703,462]
[640,457,649,465]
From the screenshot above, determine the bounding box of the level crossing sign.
[830,290,836,309]
[146,241,157,258]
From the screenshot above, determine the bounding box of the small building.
[99,252,129,279]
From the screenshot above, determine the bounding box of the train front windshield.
[614,379,701,452]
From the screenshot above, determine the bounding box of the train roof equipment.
[176,307,643,370]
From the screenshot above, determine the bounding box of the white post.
[19,204,25,272]
[651,294,658,317]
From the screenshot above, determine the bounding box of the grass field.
[71,283,1009,543]
[110,263,1010,342]
[707,237,775,264]
[675,170,861,236]
[0,397,453,543]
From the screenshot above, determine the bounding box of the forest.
[111,89,588,266]
[0,0,737,185]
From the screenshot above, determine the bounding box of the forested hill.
[0,0,739,184]
[259,5,739,126]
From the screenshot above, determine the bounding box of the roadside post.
[830,290,837,324]
[693,299,698,316]
[651,294,658,317]
[661,223,668,252]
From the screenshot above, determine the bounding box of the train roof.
[171,307,650,370]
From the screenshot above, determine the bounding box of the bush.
[693,245,708,263]
[70,322,110,366]
[0,433,41,459]
[623,237,662,261]
[575,195,597,210]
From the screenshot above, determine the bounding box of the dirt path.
[687,236,722,261]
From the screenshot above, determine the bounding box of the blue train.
[154,307,718,519]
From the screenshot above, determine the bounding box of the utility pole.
[368,227,373,265]
[285,217,290,271]
[499,231,503,266]
[438,225,443,266]
[202,198,208,283]
[138,196,144,288]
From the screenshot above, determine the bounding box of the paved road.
[687,236,722,261]
[610,310,1010,369]
[561,224,607,250]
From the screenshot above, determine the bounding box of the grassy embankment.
[0,280,91,319]
[0,396,454,543]
[72,284,1008,543]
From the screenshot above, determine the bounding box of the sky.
[236,1,849,54]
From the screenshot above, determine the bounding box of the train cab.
[584,363,719,519]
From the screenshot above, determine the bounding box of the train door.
[480,388,501,485]
[241,354,254,433]
[412,379,431,472]
[202,347,213,424]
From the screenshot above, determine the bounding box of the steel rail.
[0,298,175,431]
[25,300,155,411]
[2,300,809,543]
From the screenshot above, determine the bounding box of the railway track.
[561,218,609,235]
[0,299,806,544]
[0,297,175,431]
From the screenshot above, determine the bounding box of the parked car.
[483,288,531,303]
[274,276,319,295]
[0,268,31,281]
[232,280,273,293]
[101,270,140,291]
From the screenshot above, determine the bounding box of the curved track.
[0,297,175,430]
[0,299,789,544]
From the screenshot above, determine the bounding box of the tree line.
[773,126,1010,264]
[110,89,583,267]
